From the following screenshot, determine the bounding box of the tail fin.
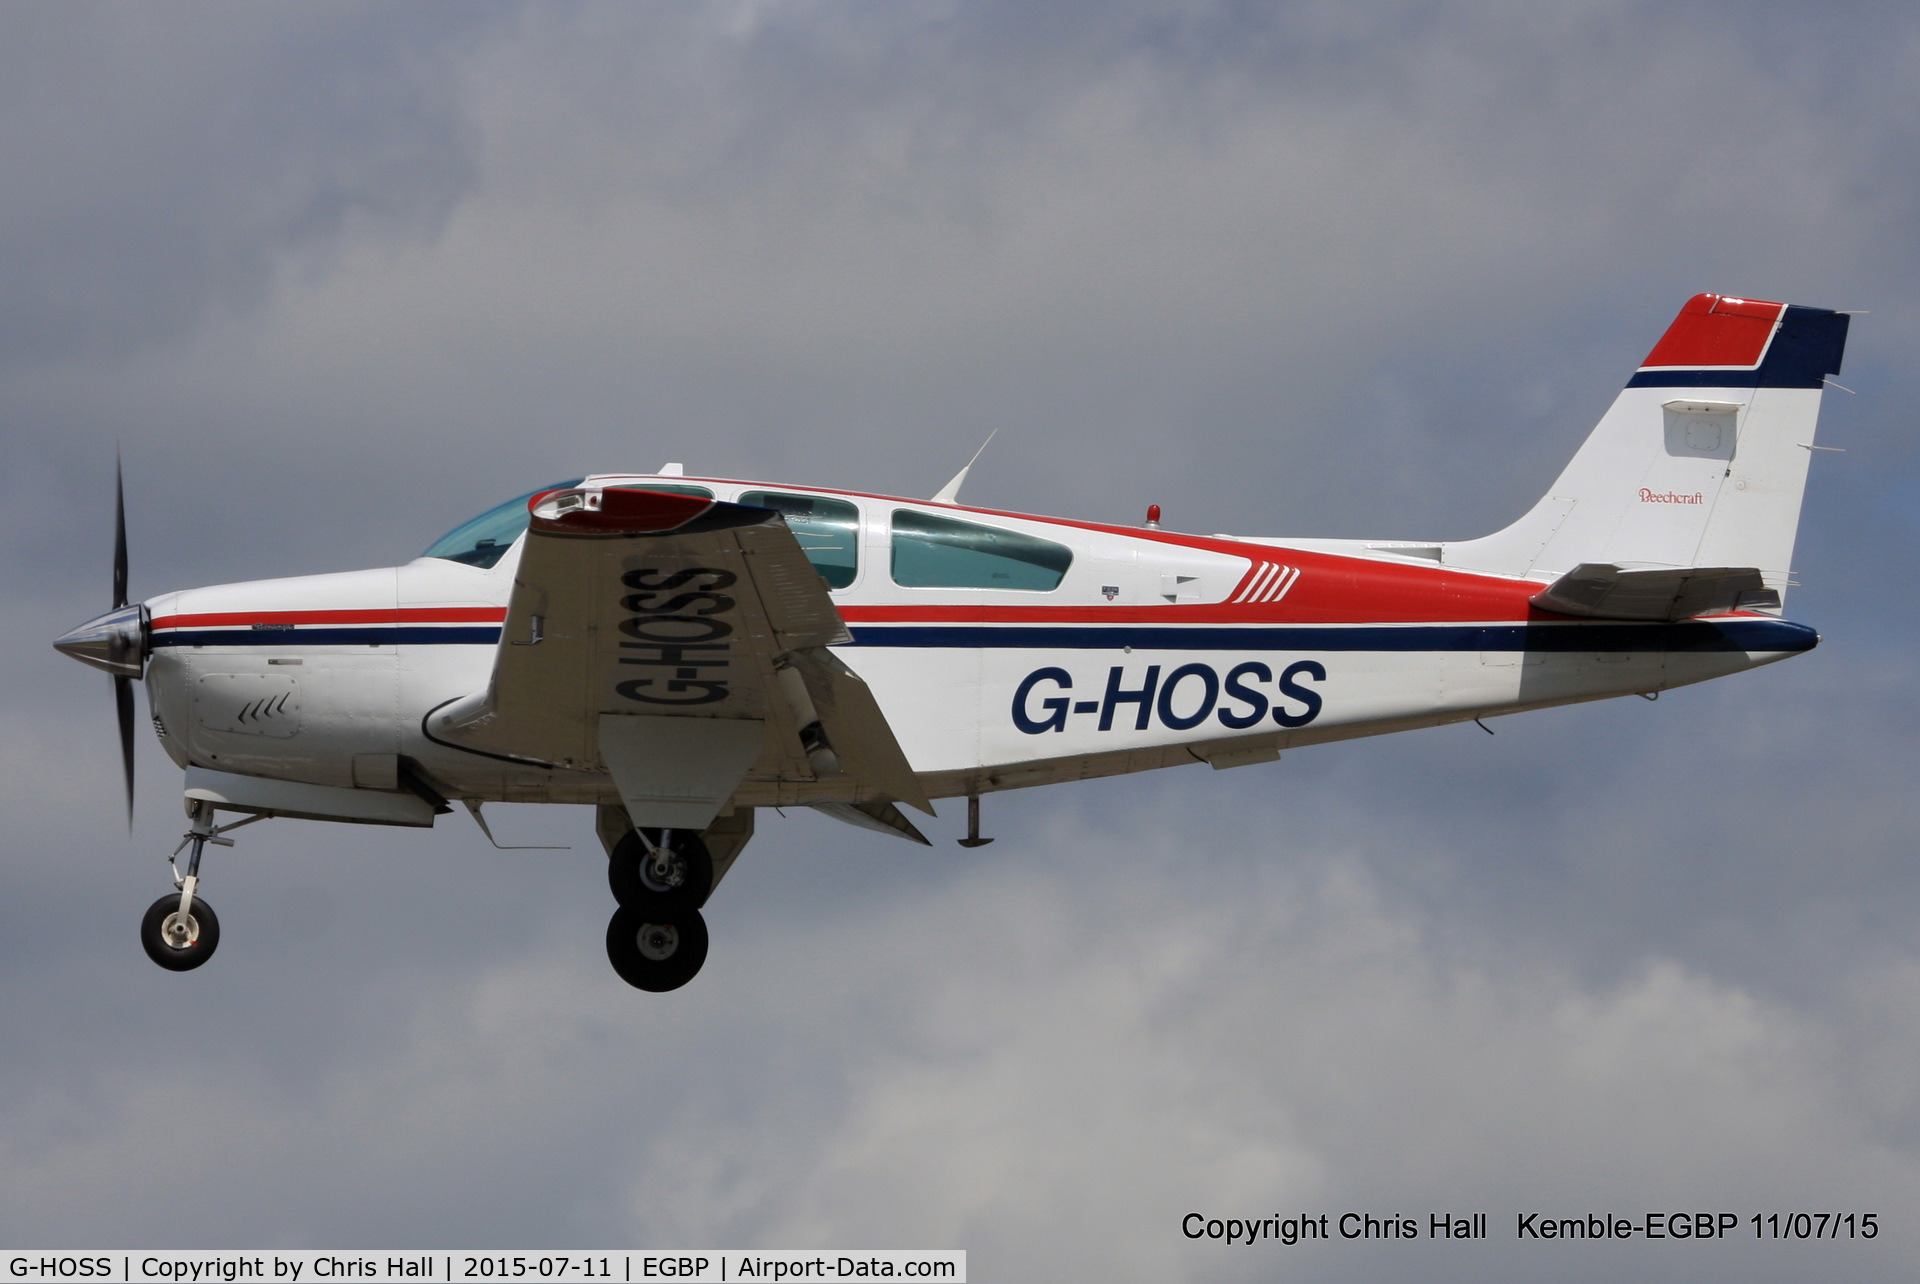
[1447,294,1850,608]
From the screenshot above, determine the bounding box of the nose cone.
[53,604,147,677]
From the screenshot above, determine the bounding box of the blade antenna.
[931,429,998,505]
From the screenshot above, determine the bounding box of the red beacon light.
[1145,504,1161,529]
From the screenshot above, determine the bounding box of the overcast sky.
[4,2,1919,1279]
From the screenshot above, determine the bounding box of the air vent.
[194,673,302,738]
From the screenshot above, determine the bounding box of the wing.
[427,486,930,829]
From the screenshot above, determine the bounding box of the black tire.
[605,906,709,992]
[140,893,220,972]
[607,828,712,914]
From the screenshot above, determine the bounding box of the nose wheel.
[141,892,220,970]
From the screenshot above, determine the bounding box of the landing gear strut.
[140,800,259,972]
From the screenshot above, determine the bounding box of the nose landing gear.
[139,800,260,972]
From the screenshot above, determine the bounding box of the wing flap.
[737,523,852,650]
[813,799,933,845]
[787,647,935,815]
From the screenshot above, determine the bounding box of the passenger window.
[890,510,1073,591]
[738,491,861,589]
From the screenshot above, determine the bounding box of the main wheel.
[605,906,709,992]
[607,828,712,915]
[140,894,220,971]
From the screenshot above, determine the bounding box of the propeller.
[51,452,148,831]
[113,454,134,827]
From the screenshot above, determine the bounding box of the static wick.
[1474,717,1494,735]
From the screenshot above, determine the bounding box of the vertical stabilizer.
[1447,295,1849,607]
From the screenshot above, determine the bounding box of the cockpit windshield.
[423,480,583,569]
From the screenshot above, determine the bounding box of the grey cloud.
[0,2,492,365]
[5,767,1919,1283]
[4,2,1920,1278]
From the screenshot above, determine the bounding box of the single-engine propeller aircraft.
[55,294,1850,990]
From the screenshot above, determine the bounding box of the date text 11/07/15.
[1514,1213,1878,1240]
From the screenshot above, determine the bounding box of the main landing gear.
[604,826,712,992]
[607,827,712,916]
[140,799,259,971]
[606,904,710,992]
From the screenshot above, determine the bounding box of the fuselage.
[72,292,1847,986]
[139,472,1817,808]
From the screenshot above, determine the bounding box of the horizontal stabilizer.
[1531,563,1769,621]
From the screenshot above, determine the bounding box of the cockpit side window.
[423,479,584,569]
[737,491,860,589]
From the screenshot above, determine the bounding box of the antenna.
[931,430,998,505]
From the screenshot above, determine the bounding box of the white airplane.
[55,293,1850,990]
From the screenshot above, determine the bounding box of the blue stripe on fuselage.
[844,619,1817,653]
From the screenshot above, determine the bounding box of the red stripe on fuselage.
[151,607,507,630]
